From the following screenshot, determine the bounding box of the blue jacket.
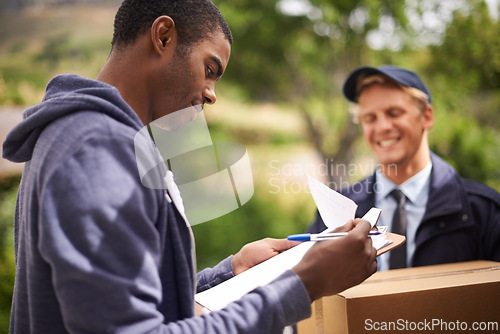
[308,153,500,266]
[3,74,310,333]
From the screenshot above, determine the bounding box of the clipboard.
[376,232,406,256]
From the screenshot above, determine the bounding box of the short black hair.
[111,0,232,50]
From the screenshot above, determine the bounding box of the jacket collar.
[422,152,463,221]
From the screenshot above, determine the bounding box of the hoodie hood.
[2,74,144,163]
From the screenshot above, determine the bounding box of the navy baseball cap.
[342,65,432,104]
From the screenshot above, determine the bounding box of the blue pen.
[287,231,381,242]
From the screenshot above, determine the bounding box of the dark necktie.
[389,189,407,269]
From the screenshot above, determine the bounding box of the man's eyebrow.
[210,56,224,79]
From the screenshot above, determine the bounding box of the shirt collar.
[375,161,432,204]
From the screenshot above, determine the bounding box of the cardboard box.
[297,261,500,334]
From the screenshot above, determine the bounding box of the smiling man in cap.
[308,65,500,270]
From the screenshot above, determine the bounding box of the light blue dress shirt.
[375,162,432,271]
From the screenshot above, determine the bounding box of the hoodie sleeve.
[196,256,234,293]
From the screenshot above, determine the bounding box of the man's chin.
[375,153,403,168]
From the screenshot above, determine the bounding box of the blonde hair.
[349,74,430,123]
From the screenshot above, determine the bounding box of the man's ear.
[151,16,177,55]
[422,104,434,130]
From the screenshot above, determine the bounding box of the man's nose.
[376,115,392,131]
[203,85,216,105]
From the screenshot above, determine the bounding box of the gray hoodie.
[3,74,310,333]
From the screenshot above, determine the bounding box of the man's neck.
[96,42,152,125]
[381,148,431,185]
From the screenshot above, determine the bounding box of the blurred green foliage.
[0,0,499,330]
[428,1,500,91]
[192,182,316,268]
[0,177,18,333]
[425,0,500,189]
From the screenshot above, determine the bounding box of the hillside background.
[1,0,499,331]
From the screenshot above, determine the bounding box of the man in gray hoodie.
[3,0,377,333]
